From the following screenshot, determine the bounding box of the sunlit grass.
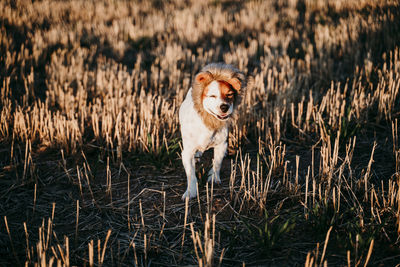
[1,0,400,265]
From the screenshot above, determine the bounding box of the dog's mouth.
[209,110,230,121]
[216,114,229,120]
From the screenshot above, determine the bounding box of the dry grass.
[1,0,400,265]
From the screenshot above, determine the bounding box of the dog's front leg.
[208,141,227,184]
[182,148,198,199]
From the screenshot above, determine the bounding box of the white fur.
[203,81,233,121]
[179,87,229,199]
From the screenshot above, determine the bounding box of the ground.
[1,0,400,266]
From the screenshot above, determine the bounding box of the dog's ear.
[195,71,213,85]
[227,77,242,92]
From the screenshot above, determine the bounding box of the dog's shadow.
[195,148,235,189]
[195,149,213,188]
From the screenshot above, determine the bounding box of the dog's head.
[193,63,245,122]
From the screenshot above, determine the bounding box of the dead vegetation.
[1,0,400,265]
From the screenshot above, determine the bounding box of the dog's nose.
[220,104,230,113]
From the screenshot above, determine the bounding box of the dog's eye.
[226,93,234,98]
[208,95,217,98]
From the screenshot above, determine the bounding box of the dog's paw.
[182,187,198,200]
[207,169,221,184]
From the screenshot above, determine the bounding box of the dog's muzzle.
[210,111,230,121]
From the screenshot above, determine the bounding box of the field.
[1,0,400,265]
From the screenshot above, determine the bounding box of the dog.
[179,63,246,199]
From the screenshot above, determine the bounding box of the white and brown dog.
[179,63,245,199]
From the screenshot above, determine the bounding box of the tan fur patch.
[217,80,236,103]
[227,78,241,92]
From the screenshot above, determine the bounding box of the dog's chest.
[189,124,227,153]
[179,89,228,151]
[203,129,227,150]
